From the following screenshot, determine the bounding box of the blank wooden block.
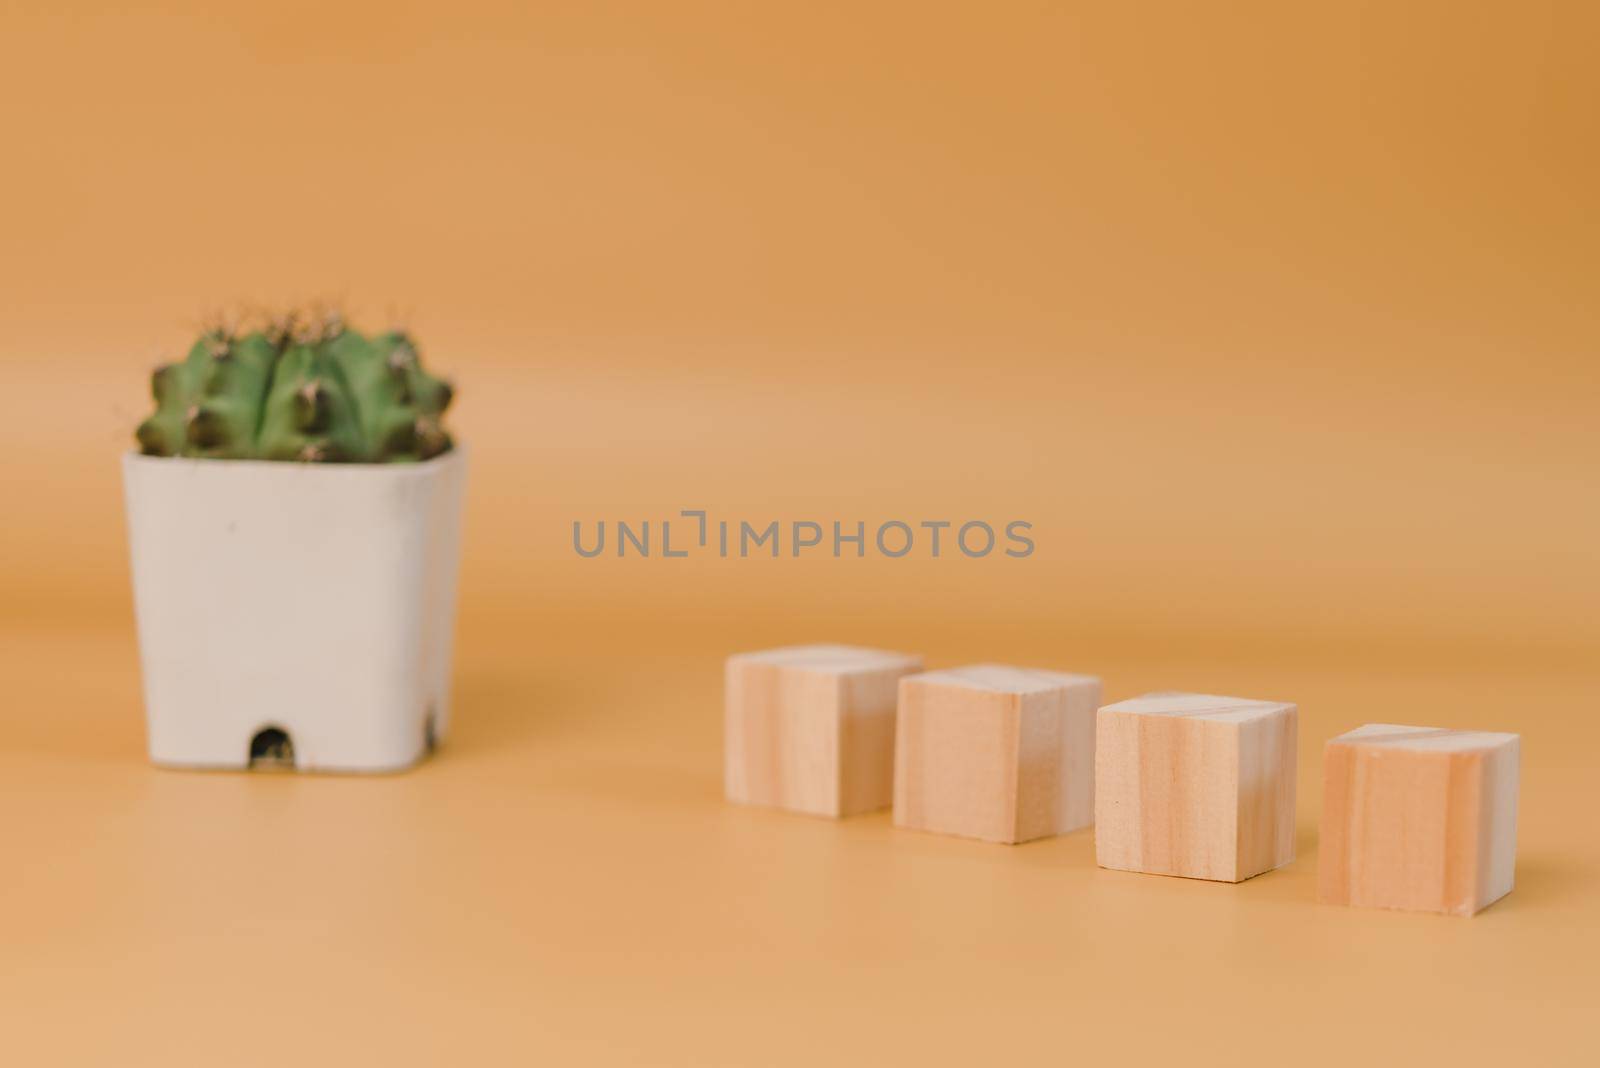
[1319,724,1519,917]
[724,644,923,817]
[1095,692,1297,882]
[893,665,1102,844]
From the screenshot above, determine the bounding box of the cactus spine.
[136,313,454,463]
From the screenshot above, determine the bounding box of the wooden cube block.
[893,665,1102,844]
[1319,724,1519,916]
[1096,692,1297,882]
[724,644,923,817]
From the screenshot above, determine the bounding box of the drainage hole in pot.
[248,727,296,771]
[423,709,438,754]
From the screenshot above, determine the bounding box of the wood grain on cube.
[724,644,922,817]
[1319,724,1519,916]
[894,665,1101,844]
[1096,693,1297,882]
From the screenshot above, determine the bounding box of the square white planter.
[123,449,467,772]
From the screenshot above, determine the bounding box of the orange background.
[1,2,1597,1064]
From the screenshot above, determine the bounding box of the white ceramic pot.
[123,449,466,772]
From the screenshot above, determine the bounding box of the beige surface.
[2,621,1597,1065]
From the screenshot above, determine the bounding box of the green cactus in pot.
[136,311,454,463]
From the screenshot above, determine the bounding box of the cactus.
[136,312,454,462]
